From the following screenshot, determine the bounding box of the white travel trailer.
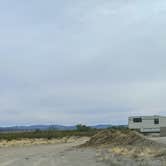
[128,115,166,133]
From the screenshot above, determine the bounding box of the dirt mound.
[83,129,158,147]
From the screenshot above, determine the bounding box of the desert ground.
[0,131,166,166]
[0,137,106,166]
[149,136,166,145]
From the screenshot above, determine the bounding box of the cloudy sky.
[0,0,166,126]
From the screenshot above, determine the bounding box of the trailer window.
[133,118,142,123]
[154,118,159,124]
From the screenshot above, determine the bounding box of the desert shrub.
[0,130,97,141]
[76,124,92,131]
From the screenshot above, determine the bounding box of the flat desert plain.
[0,138,105,166]
[1,133,166,166]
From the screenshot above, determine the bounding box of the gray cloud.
[0,0,166,125]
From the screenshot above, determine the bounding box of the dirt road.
[0,141,106,166]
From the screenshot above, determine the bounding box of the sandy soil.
[149,136,166,145]
[0,138,106,166]
[1,135,166,166]
[82,130,166,166]
[0,137,89,148]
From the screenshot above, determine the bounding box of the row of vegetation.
[0,124,97,141]
[0,124,128,141]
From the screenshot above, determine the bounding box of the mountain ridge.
[0,124,115,132]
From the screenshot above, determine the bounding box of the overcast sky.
[0,0,166,126]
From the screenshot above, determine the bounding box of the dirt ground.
[82,130,166,166]
[0,136,89,148]
[1,131,166,166]
[149,136,166,145]
[0,138,106,166]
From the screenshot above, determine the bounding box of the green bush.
[76,124,92,131]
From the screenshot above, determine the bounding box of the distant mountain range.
[0,124,128,132]
[0,124,119,132]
